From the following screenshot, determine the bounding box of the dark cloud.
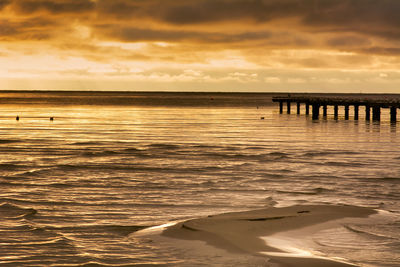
[96,0,308,23]
[5,0,400,41]
[302,0,400,37]
[94,0,400,32]
[361,47,400,56]
[12,0,95,14]
[0,0,11,9]
[95,25,273,44]
[0,18,55,40]
[326,35,372,48]
[96,0,145,19]
[155,0,278,24]
[0,21,18,36]
[94,0,400,44]
[303,0,400,27]
[2,0,400,60]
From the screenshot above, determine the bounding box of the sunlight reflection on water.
[0,94,399,266]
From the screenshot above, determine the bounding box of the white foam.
[260,235,316,258]
[133,221,180,236]
[260,232,357,266]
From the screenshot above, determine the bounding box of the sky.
[1,0,400,93]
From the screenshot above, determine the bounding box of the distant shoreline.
[0,90,399,107]
[1,89,400,96]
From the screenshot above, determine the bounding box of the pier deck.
[272,96,400,122]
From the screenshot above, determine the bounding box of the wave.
[45,225,148,236]
[65,142,294,164]
[19,168,54,177]
[78,146,183,158]
[245,146,270,150]
[147,143,181,150]
[197,151,289,161]
[0,197,230,209]
[71,141,106,146]
[302,150,361,158]
[321,161,367,167]
[358,177,400,182]
[0,197,96,207]
[79,147,189,158]
[0,163,22,171]
[0,181,35,187]
[55,163,227,174]
[191,144,222,149]
[79,262,116,267]
[344,223,400,240]
[80,150,119,157]
[0,202,37,219]
[0,139,20,144]
[1,235,73,246]
[277,187,333,195]
[208,188,269,194]
[122,147,143,153]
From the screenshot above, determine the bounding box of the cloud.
[326,35,372,48]
[287,77,307,83]
[93,0,400,41]
[152,0,278,25]
[0,18,55,40]
[302,0,400,28]
[12,0,95,15]
[0,0,11,9]
[94,24,275,44]
[96,0,309,24]
[90,0,400,60]
[264,77,281,83]
[2,0,400,52]
[360,47,400,56]
[2,0,400,93]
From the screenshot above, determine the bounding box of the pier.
[272,96,400,122]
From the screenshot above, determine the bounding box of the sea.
[0,91,399,266]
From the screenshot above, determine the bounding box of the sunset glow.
[1,0,400,92]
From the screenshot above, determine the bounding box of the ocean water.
[0,91,399,266]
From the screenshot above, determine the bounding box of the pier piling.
[273,96,400,123]
[323,105,328,117]
[390,107,397,122]
[312,104,320,120]
[365,105,371,121]
[354,105,359,120]
[344,105,349,120]
[334,105,339,120]
[372,106,381,121]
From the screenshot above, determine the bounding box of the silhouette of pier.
[272,96,400,122]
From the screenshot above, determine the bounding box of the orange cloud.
[1,0,400,92]
[10,0,95,15]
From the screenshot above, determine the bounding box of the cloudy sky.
[1,0,400,92]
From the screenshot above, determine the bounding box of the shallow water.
[0,92,399,266]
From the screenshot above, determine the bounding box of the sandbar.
[162,204,376,266]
